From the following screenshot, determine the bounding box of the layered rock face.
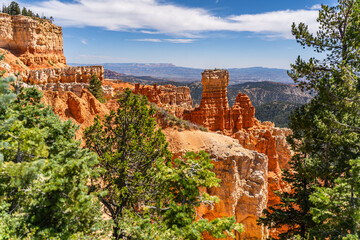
[183,69,258,132]
[165,129,268,240]
[0,13,66,69]
[23,66,104,84]
[134,83,193,118]
[183,70,232,130]
[35,82,113,99]
[20,66,112,98]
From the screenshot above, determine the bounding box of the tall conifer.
[259,0,360,239]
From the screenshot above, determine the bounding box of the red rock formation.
[230,93,258,131]
[134,83,193,118]
[183,70,231,130]
[0,13,66,69]
[183,69,258,133]
[21,66,112,99]
[42,88,117,140]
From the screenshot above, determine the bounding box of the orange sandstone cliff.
[0,13,105,93]
[165,129,269,240]
[0,13,66,69]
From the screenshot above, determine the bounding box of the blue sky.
[8,0,334,69]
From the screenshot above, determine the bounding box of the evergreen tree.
[84,89,242,239]
[0,64,107,238]
[259,0,360,239]
[21,7,27,16]
[88,74,105,103]
[8,1,20,15]
[2,4,8,14]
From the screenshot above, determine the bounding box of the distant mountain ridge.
[70,63,293,84]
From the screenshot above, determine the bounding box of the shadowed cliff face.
[0,13,66,69]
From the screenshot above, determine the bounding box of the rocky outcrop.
[183,69,258,132]
[0,48,30,72]
[0,13,66,69]
[41,89,118,140]
[22,66,104,84]
[35,82,113,99]
[183,70,231,131]
[17,66,110,98]
[134,83,193,118]
[164,129,268,240]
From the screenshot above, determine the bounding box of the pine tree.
[2,4,8,14]
[8,1,20,15]
[88,74,105,103]
[21,7,27,16]
[259,0,360,239]
[84,89,243,239]
[0,65,107,237]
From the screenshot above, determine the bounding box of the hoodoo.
[183,69,232,130]
[183,69,258,133]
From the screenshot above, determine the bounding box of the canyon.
[0,13,292,240]
[138,69,292,239]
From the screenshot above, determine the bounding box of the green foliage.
[84,89,241,239]
[255,101,302,127]
[260,0,360,239]
[8,1,20,16]
[88,74,105,103]
[0,70,107,238]
[2,1,51,20]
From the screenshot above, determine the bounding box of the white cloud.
[310,4,322,10]
[228,9,319,39]
[133,38,196,43]
[133,38,162,42]
[80,39,88,45]
[26,0,320,39]
[165,39,196,43]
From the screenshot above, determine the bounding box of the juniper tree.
[259,0,360,239]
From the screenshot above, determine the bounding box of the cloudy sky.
[8,0,334,69]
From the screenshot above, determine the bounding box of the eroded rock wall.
[0,13,66,69]
[165,129,268,240]
[134,83,193,118]
[23,66,104,84]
